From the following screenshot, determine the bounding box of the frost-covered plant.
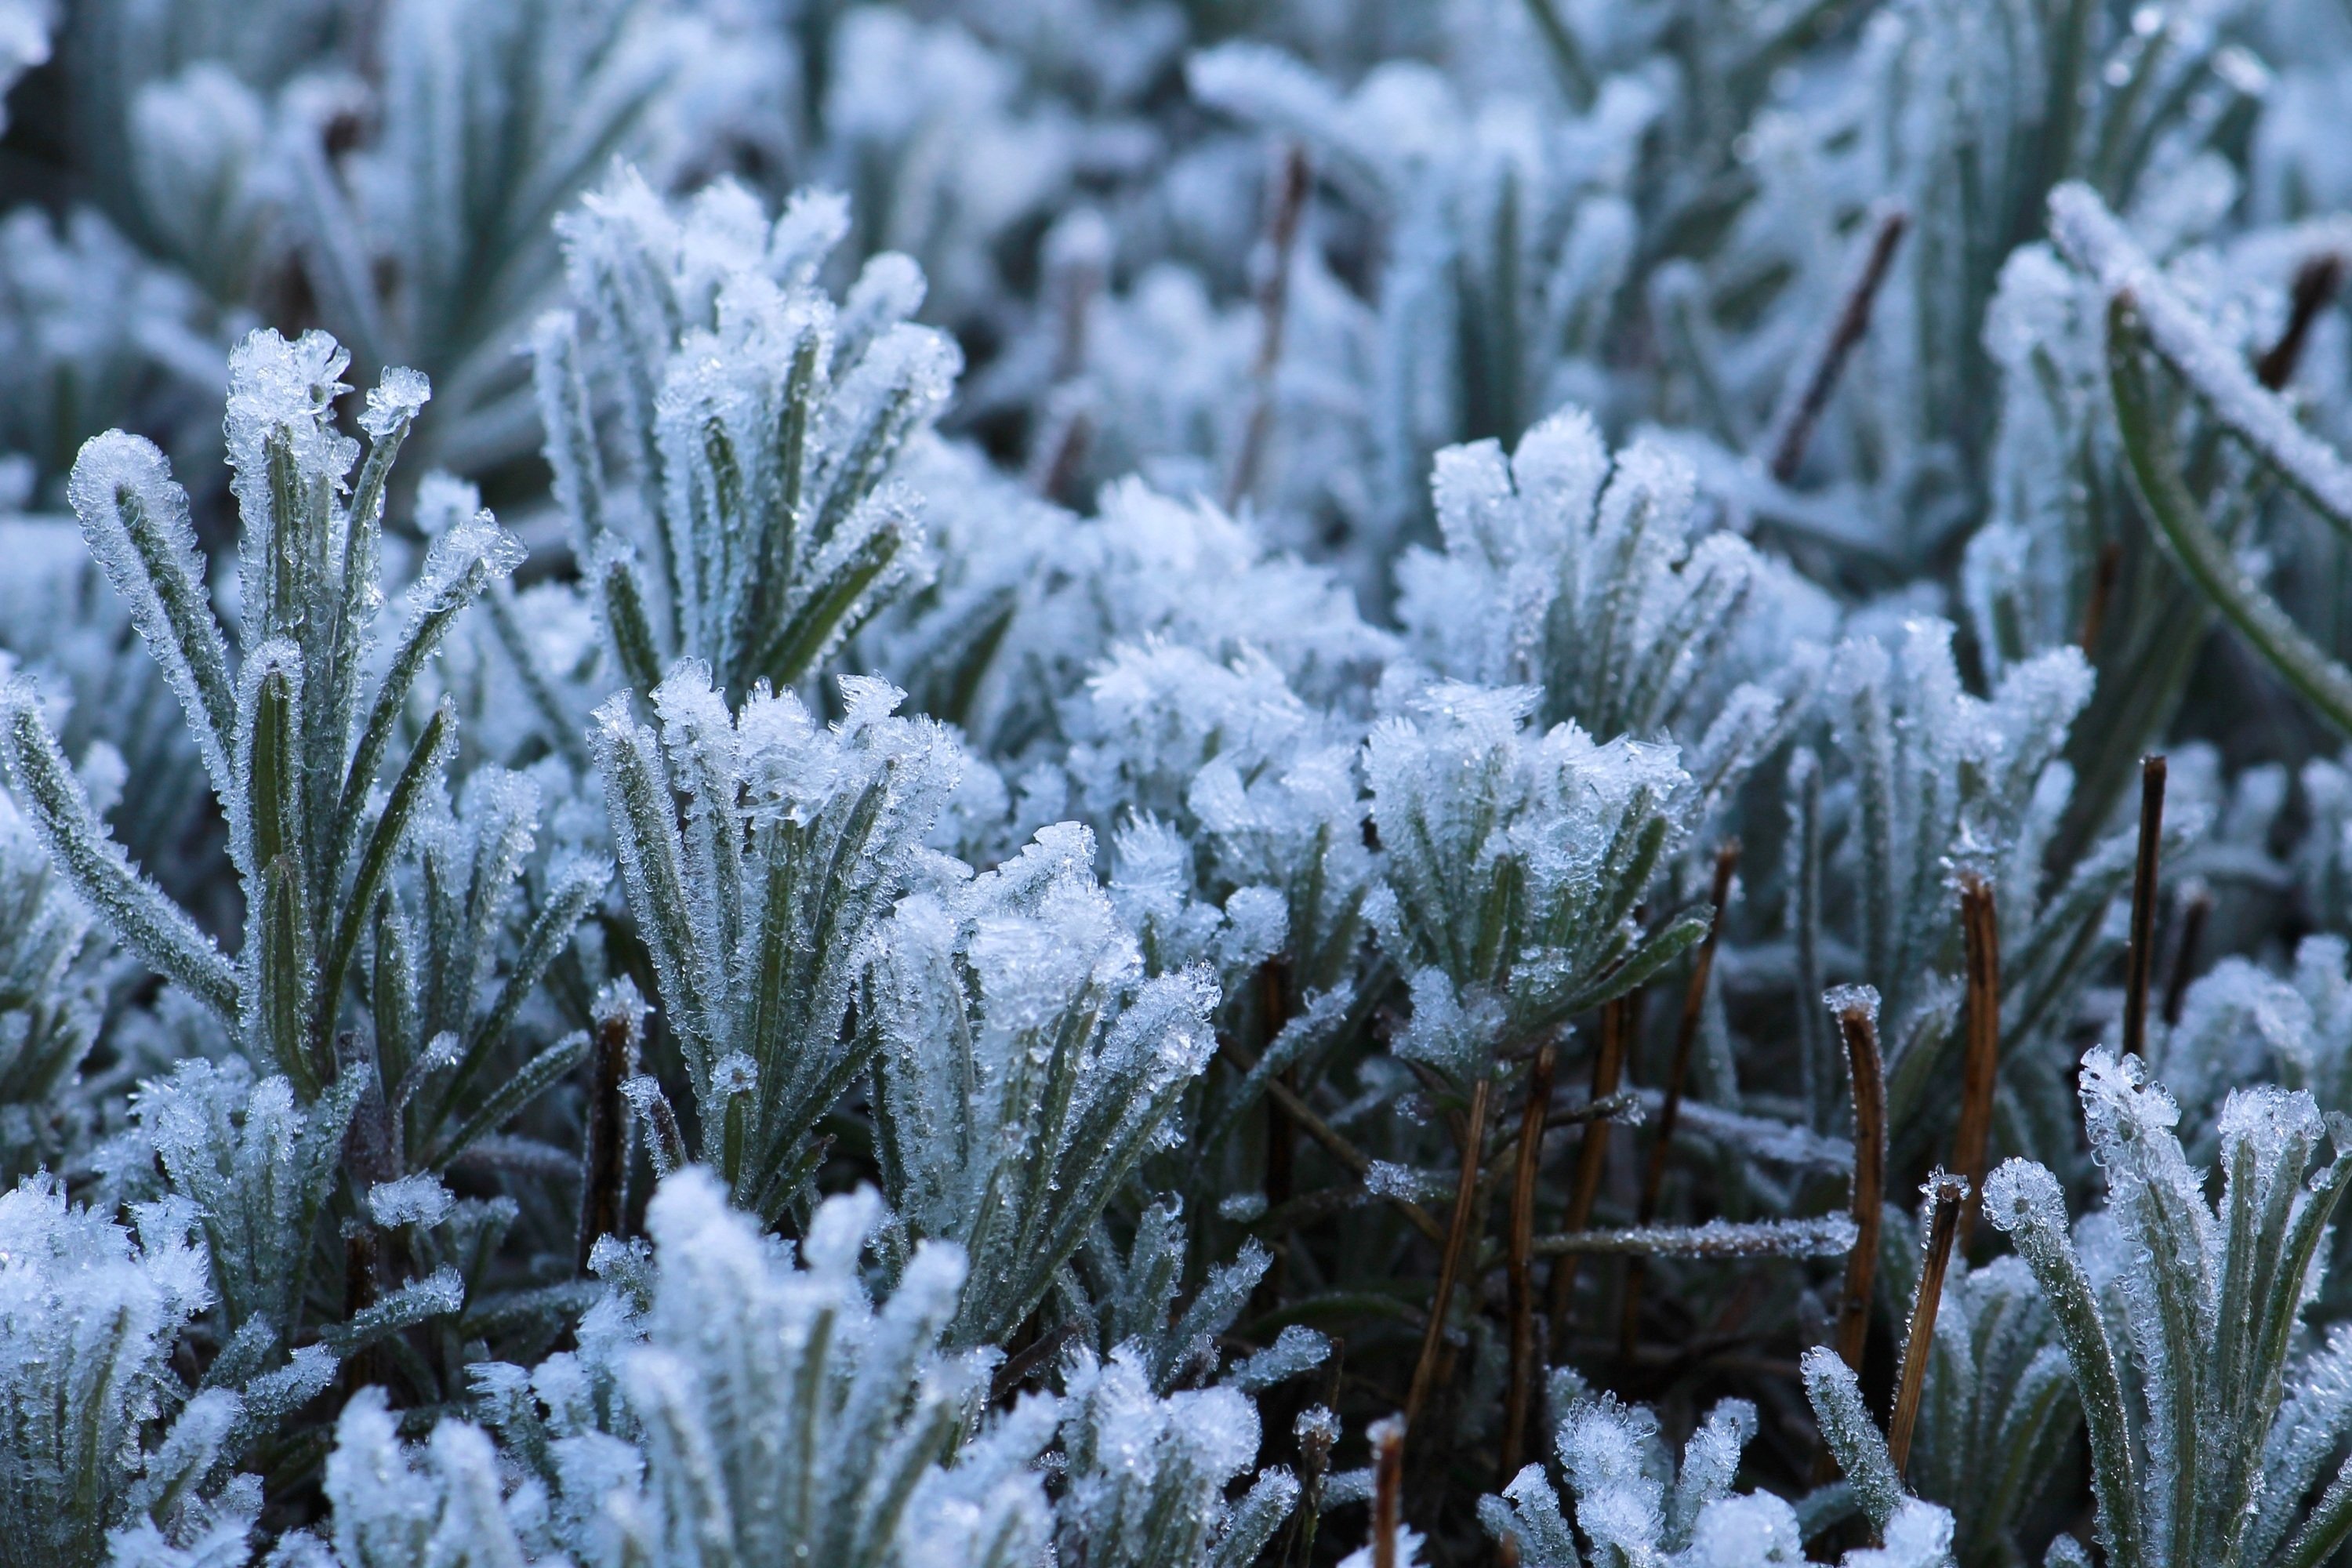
[1366,681,1704,1083]
[1396,410,1806,804]
[592,666,960,1223]
[0,785,113,1183]
[0,1176,238,1568]
[866,822,1218,1343]
[1487,1385,1960,1568]
[537,169,959,705]
[1980,1049,2352,1568]
[296,1171,1053,1568]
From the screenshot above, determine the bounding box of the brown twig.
[2080,540,2124,654]
[2256,253,2347,391]
[1887,1171,1968,1475]
[1764,204,1910,484]
[575,1000,641,1273]
[1406,1076,1494,1428]
[2162,884,2212,1028]
[1226,143,1312,512]
[1548,991,1637,1345]
[1623,843,1740,1357]
[1219,1035,1446,1244]
[1500,1044,1558,1482]
[1831,991,1886,1373]
[2122,755,2167,1061]
[1953,874,2001,1250]
[1370,1414,1406,1568]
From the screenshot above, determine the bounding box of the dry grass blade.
[1764,203,1911,483]
[1406,1075,1493,1428]
[1623,843,1739,1356]
[2122,753,2167,1061]
[2256,252,2347,390]
[1549,991,1635,1347]
[1953,873,2000,1249]
[1500,1044,1558,1480]
[1220,1033,1446,1244]
[1371,1414,1406,1568]
[1226,143,1313,511]
[1888,1171,1968,1475]
[575,1002,640,1273]
[1831,992,1886,1372]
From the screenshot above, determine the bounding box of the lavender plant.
[13,1,2352,1565]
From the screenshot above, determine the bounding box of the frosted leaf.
[1982,1159,2068,1240]
[367,1173,452,1230]
[1682,1493,1806,1566]
[1840,1500,1955,1568]
[1227,1326,1332,1392]
[358,367,431,440]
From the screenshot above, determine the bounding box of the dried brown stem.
[1953,874,2001,1250]
[575,1004,640,1273]
[2123,754,2168,1062]
[1500,1044,1558,1481]
[1220,1034,1446,1245]
[1406,1075,1494,1428]
[2256,253,2347,391]
[2162,884,2212,1028]
[1832,996,1886,1372]
[1887,1172,1968,1475]
[1764,204,1910,484]
[1623,843,1740,1356]
[2080,540,2124,654]
[1548,991,1636,1345]
[1226,143,1313,512]
[1370,1414,1406,1568]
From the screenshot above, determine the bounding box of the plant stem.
[1887,1172,1967,1475]
[1622,841,1740,1357]
[575,1002,638,1273]
[1764,204,1909,484]
[2122,753,2166,1062]
[1226,144,1312,513]
[1220,1034,1445,1244]
[1832,996,1886,1372]
[1953,873,2000,1250]
[1548,991,1635,1347]
[1406,1076,1492,1428]
[1499,1044,1557,1481]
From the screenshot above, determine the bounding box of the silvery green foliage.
[0,784,114,1182]
[538,169,960,704]
[1486,1386,1960,1568]
[1865,1222,2081,1568]
[0,1,49,136]
[1983,1049,2352,1568]
[1364,681,1705,1082]
[1394,409,1815,806]
[0,1175,246,1568]
[592,666,961,1223]
[866,822,1219,1343]
[1058,1200,1330,1399]
[292,1171,1052,1568]
[1801,619,2143,1158]
[1053,1347,1298,1568]
[0,328,602,1136]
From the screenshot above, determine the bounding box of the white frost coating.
[359,365,432,438]
[2049,181,2352,528]
[1548,1215,1860,1258]
[367,1173,453,1229]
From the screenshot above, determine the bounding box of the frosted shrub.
[16,1,2352,1563]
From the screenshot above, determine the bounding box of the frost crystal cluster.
[16,2,2352,1566]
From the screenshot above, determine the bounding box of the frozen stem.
[1831,987,1886,1372]
[1405,1074,1492,1428]
[1500,1043,1557,1481]
[1226,143,1312,513]
[1954,873,2000,1247]
[2123,753,2166,1061]
[1624,840,1739,1356]
[1549,990,1636,1345]
[1763,202,1910,484]
[1887,1171,1967,1475]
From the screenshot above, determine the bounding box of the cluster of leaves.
[13,1,2352,1567]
